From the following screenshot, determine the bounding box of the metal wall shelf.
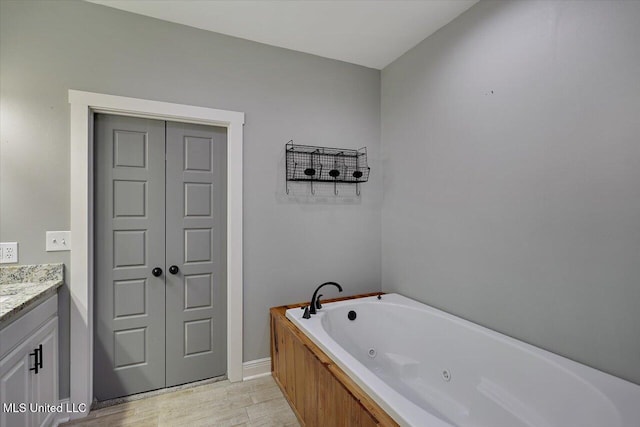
[285,141,370,195]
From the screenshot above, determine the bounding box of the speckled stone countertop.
[0,263,63,327]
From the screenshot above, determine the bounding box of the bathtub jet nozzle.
[308,282,343,316]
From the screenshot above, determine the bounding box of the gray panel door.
[94,115,227,399]
[94,114,167,400]
[165,122,227,387]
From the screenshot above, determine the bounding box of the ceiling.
[86,0,478,69]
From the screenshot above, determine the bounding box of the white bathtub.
[286,293,640,427]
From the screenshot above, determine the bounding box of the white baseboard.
[243,357,272,381]
[52,399,70,426]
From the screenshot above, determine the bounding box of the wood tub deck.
[270,293,399,427]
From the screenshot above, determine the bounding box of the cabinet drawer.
[0,295,58,360]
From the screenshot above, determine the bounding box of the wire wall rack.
[285,140,370,196]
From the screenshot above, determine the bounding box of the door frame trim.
[69,90,244,418]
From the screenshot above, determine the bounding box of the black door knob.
[168,265,179,275]
[152,267,163,277]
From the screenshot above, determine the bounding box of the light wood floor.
[61,375,300,427]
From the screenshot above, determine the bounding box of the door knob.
[152,267,163,277]
[168,265,179,275]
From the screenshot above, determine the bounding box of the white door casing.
[69,90,244,419]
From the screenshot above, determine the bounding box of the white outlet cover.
[0,242,18,264]
[46,231,71,252]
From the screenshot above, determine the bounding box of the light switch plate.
[46,231,71,252]
[0,242,18,264]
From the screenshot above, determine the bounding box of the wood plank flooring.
[61,375,300,427]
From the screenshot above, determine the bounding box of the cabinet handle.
[29,344,43,374]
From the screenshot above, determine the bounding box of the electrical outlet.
[0,242,18,264]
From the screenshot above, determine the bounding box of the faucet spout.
[309,282,343,315]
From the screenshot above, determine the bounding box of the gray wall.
[0,0,381,399]
[381,0,640,385]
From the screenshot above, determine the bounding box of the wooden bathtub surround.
[270,293,399,427]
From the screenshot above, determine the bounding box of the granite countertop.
[0,264,63,327]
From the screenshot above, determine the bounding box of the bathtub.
[285,293,640,427]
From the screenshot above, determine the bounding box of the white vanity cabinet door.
[30,317,58,427]
[0,338,32,427]
[0,295,59,427]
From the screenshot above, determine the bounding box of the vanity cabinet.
[0,295,58,427]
